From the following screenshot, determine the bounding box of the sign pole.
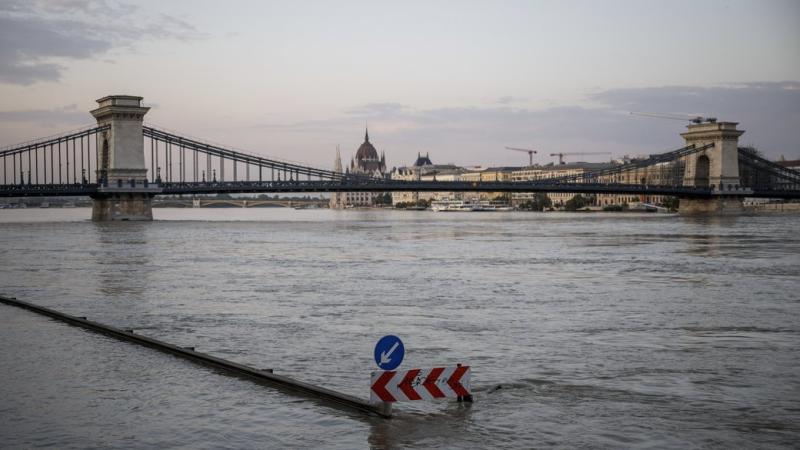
[372,335,404,418]
[456,363,473,403]
[376,400,392,417]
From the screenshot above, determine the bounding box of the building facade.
[331,129,387,208]
[511,163,611,206]
[459,167,519,202]
[390,153,462,205]
[510,160,683,207]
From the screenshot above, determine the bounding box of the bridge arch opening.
[694,155,710,187]
[101,138,109,171]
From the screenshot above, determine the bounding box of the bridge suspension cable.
[142,126,370,186]
[738,150,800,193]
[0,125,109,158]
[1,125,108,187]
[529,143,714,185]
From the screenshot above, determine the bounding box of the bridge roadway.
[1,179,798,199]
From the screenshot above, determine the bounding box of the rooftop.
[413,152,433,167]
[515,162,614,171]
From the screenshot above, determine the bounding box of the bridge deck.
[1,180,797,198]
[0,180,720,197]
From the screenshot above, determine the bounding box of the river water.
[0,208,798,449]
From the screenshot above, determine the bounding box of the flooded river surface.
[1,208,798,449]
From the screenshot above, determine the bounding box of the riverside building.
[330,129,387,208]
[511,162,612,207]
[459,167,519,202]
[511,159,684,207]
[390,153,462,204]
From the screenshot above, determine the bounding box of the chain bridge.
[1,95,798,220]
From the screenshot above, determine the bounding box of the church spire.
[364,124,369,143]
[334,145,342,173]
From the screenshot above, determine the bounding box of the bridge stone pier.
[679,121,750,215]
[89,95,159,221]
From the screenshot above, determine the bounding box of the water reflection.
[368,404,475,450]
[684,233,722,257]
[93,222,152,300]
[677,215,743,257]
[678,215,743,228]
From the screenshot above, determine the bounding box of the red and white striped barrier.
[370,365,471,402]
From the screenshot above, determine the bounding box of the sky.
[1,0,799,169]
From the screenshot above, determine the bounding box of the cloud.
[0,59,62,85]
[592,81,800,117]
[494,96,527,105]
[254,82,800,166]
[0,104,87,127]
[345,103,409,117]
[0,0,203,85]
[591,81,800,155]
[0,14,112,84]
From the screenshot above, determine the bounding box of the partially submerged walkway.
[0,295,391,418]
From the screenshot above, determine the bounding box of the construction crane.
[505,147,537,165]
[630,111,717,124]
[549,152,612,165]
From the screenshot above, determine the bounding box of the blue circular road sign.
[374,335,404,370]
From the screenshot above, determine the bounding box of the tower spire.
[334,145,342,173]
[365,123,369,142]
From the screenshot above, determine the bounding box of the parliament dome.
[355,128,379,161]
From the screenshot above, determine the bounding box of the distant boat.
[431,199,476,212]
[431,199,514,212]
[39,202,50,208]
[473,200,514,212]
[630,202,662,213]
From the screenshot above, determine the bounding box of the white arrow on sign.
[380,341,400,365]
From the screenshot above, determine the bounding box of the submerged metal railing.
[0,295,391,418]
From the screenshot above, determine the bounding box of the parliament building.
[330,128,387,208]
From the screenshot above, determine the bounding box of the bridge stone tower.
[89,95,158,221]
[680,121,749,214]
